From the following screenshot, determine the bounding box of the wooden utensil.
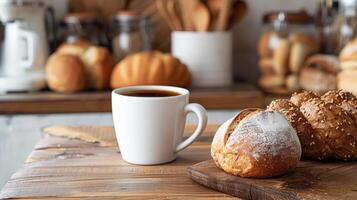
[167,0,183,31]
[192,1,210,32]
[178,0,196,31]
[229,0,248,29]
[156,0,176,30]
[207,0,221,31]
[188,159,357,200]
[215,0,232,31]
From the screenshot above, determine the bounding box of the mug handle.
[175,103,208,153]
[18,29,37,69]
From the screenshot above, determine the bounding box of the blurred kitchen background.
[1,0,357,188]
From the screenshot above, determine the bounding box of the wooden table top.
[0,125,238,199]
[0,84,264,114]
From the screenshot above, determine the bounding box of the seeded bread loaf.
[268,90,357,160]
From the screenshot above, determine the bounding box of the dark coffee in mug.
[122,90,181,97]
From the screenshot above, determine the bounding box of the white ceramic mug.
[112,85,208,165]
[171,31,233,87]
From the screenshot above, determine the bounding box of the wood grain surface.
[0,84,263,114]
[0,125,240,199]
[188,160,357,200]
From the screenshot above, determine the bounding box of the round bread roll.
[110,51,191,88]
[299,55,340,93]
[339,38,357,70]
[337,70,357,96]
[46,54,87,93]
[289,42,310,73]
[273,39,290,75]
[339,38,357,62]
[52,43,114,90]
[211,109,301,178]
[56,42,91,56]
[81,46,115,89]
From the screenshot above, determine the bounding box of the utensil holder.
[171,31,233,87]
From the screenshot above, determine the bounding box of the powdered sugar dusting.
[226,111,302,160]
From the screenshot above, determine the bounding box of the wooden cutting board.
[188,159,357,200]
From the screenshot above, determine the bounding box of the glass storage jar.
[57,12,109,47]
[257,10,318,94]
[316,0,339,54]
[331,0,357,54]
[109,11,153,62]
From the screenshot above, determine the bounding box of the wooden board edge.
[187,160,302,200]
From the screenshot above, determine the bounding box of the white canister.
[171,31,233,87]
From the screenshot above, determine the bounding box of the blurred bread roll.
[286,74,300,91]
[338,70,357,96]
[81,46,115,89]
[300,55,340,93]
[339,38,357,70]
[56,42,91,56]
[273,39,290,75]
[49,43,114,90]
[289,42,310,73]
[259,74,285,89]
[46,54,87,93]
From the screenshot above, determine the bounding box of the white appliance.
[0,0,54,93]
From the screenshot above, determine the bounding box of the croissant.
[110,51,191,88]
[268,90,357,160]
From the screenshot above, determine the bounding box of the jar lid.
[63,12,99,24]
[263,9,313,24]
[113,10,149,22]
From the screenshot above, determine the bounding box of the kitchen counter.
[0,84,264,114]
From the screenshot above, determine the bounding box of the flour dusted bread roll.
[110,51,191,88]
[211,109,301,178]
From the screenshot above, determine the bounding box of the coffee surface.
[121,90,180,97]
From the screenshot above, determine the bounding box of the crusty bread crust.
[268,99,324,159]
[276,91,357,160]
[211,109,301,178]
